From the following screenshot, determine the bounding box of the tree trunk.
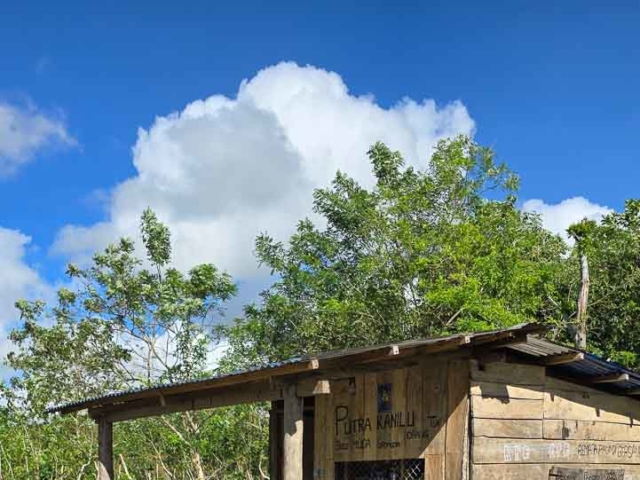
[575,252,589,349]
[191,450,206,480]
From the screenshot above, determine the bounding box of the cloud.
[0,101,76,176]
[53,62,475,284]
[522,196,613,241]
[0,228,50,375]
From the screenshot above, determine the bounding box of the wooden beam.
[414,335,471,356]
[97,417,114,480]
[282,383,303,480]
[323,344,401,366]
[591,373,630,384]
[58,358,320,415]
[544,352,585,366]
[95,380,281,423]
[296,379,330,397]
[269,402,279,480]
[472,331,518,346]
[472,323,547,348]
[95,377,329,423]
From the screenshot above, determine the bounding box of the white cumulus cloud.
[0,228,50,374]
[0,101,76,176]
[522,196,613,241]
[53,62,475,283]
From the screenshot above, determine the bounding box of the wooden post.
[97,417,114,480]
[283,383,304,480]
[270,401,280,480]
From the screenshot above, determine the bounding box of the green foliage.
[225,137,567,363]
[8,209,238,414]
[565,200,640,367]
[3,137,640,478]
[1,209,262,479]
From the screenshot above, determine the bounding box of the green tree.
[562,200,640,367]
[8,208,236,412]
[225,136,567,364]
[1,209,270,480]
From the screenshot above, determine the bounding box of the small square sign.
[377,383,392,413]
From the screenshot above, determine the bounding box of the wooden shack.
[49,323,640,480]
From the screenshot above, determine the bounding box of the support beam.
[97,417,114,480]
[472,331,519,346]
[94,377,329,423]
[269,402,279,480]
[57,358,320,416]
[419,335,471,354]
[296,378,330,397]
[591,373,630,384]
[283,383,304,480]
[544,352,585,366]
[96,380,281,423]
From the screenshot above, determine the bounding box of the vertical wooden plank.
[423,360,447,455]
[390,367,407,459]
[270,402,280,480]
[425,454,444,480]
[97,417,114,480]
[406,365,425,458]
[333,378,352,463]
[347,375,365,462]
[284,383,304,480]
[445,359,470,480]
[362,372,378,462]
[304,403,315,480]
[314,395,334,480]
[376,370,395,460]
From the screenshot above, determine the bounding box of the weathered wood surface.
[473,438,640,464]
[269,406,279,480]
[423,360,448,455]
[471,381,544,400]
[471,396,544,420]
[472,419,543,439]
[544,420,640,442]
[97,417,114,480]
[313,395,333,480]
[425,453,445,480]
[470,360,544,386]
[544,390,640,424]
[99,377,331,423]
[472,464,640,480]
[446,360,470,480]
[472,464,546,480]
[322,362,452,462]
[549,466,625,480]
[545,377,601,394]
[470,362,640,478]
[283,384,304,480]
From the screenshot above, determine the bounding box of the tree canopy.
[226,137,567,363]
[1,136,639,478]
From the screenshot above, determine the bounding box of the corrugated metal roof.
[46,355,308,415]
[505,338,640,395]
[47,322,640,417]
[47,323,542,415]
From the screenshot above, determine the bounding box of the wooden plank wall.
[313,360,470,480]
[470,360,640,480]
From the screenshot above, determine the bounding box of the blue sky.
[1,1,639,349]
